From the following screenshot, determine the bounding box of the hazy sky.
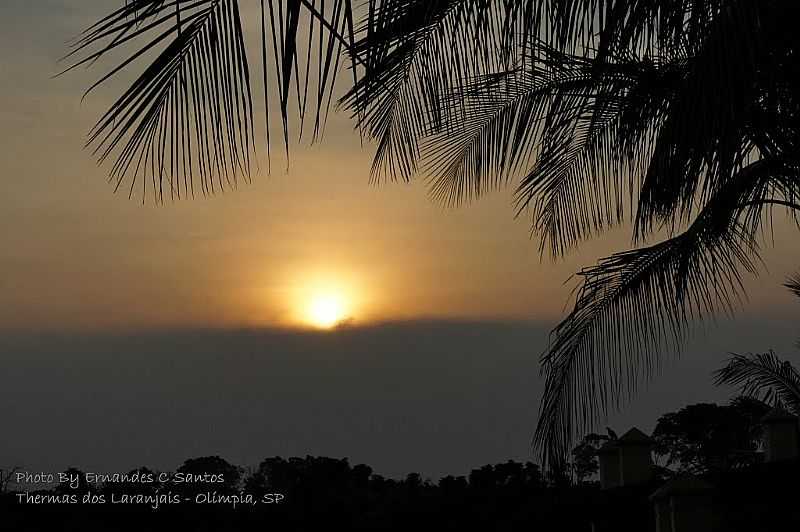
[1,0,798,332]
[1,1,799,479]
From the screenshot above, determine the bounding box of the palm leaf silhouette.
[714,352,800,417]
[714,277,800,416]
[787,274,800,299]
[64,0,358,199]
[533,157,800,467]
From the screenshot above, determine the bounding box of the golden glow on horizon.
[307,293,347,329]
[288,270,361,329]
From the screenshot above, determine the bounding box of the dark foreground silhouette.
[3,394,799,531]
[3,434,800,531]
[3,456,598,531]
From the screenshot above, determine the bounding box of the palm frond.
[714,352,800,417]
[633,1,782,238]
[64,1,254,200]
[419,62,547,207]
[344,1,751,255]
[67,0,357,198]
[342,0,513,183]
[786,274,800,299]
[514,47,684,257]
[531,158,786,468]
[585,0,726,57]
[416,43,683,255]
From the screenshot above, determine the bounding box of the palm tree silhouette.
[714,275,800,416]
[66,1,800,467]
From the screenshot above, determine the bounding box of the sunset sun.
[307,293,348,329]
[288,272,362,330]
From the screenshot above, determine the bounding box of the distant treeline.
[1,397,778,531]
[2,455,601,531]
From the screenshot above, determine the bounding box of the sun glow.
[281,269,364,329]
[307,293,348,329]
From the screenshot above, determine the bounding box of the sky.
[1,1,799,480]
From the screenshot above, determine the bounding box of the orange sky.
[1,1,798,333]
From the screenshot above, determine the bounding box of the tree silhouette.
[570,432,607,483]
[651,397,769,474]
[68,1,800,467]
